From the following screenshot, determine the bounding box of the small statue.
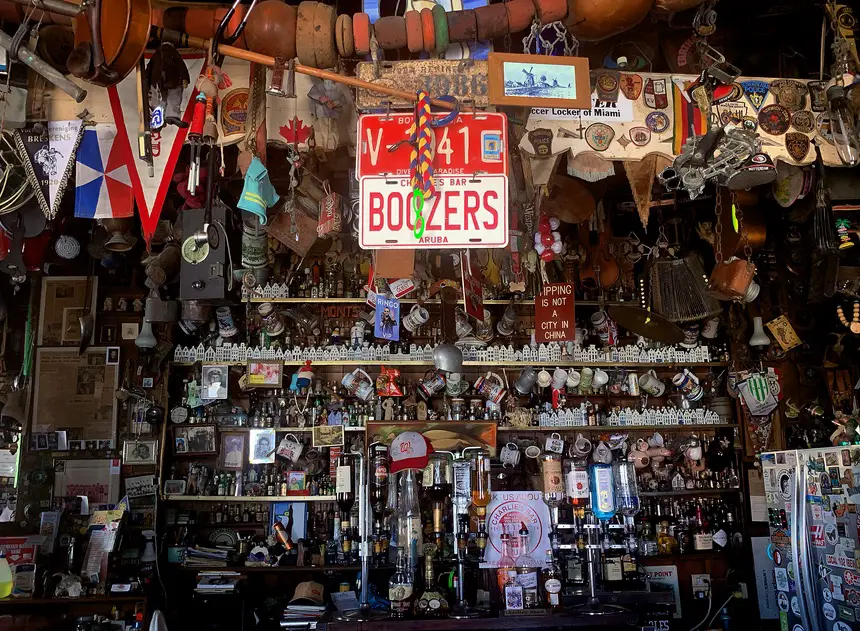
[103,297,113,312]
[133,298,144,313]
[117,297,128,312]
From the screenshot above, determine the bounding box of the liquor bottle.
[414,546,449,618]
[336,454,355,533]
[564,458,590,517]
[541,454,565,527]
[371,444,389,531]
[398,470,423,570]
[471,453,492,550]
[514,523,540,608]
[693,502,713,552]
[727,510,743,550]
[389,547,414,618]
[496,532,517,594]
[589,463,616,521]
[711,505,729,553]
[541,550,563,610]
[423,453,452,536]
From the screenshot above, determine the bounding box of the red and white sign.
[356,112,508,178]
[535,283,576,342]
[479,491,551,568]
[359,175,508,249]
[810,525,825,547]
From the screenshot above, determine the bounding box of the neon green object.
[413,189,426,239]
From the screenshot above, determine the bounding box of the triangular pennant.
[741,80,769,112]
[14,120,83,219]
[107,53,206,246]
[75,125,134,220]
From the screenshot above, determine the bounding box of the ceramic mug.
[417,371,445,400]
[648,432,664,448]
[593,368,609,388]
[680,324,700,348]
[574,327,588,346]
[579,367,594,391]
[635,438,650,452]
[402,304,430,333]
[592,442,612,464]
[638,370,665,396]
[627,372,640,395]
[342,368,374,401]
[524,445,542,459]
[701,316,720,339]
[551,368,569,390]
[628,450,651,469]
[544,432,565,454]
[537,370,552,388]
[475,371,507,404]
[566,370,581,389]
[446,372,469,396]
[673,371,703,401]
[573,433,592,456]
[455,308,473,338]
[500,442,521,467]
[497,303,517,336]
[591,310,613,343]
[514,367,538,395]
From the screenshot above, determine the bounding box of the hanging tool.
[187,93,206,196]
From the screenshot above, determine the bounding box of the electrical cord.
[689,578,712,631]
[703,593,736,630]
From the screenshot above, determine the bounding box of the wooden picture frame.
[247,360,283,388]
[487,53,591,109]
[122,440,158,465]
[220,432,246,471]
[174,425,217,455]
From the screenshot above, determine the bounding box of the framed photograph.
[163,480,186,496]
[202,365,229,400]
[247,360,283,388]
[105,347,120,365]
[174,425,216,455]
[288,471,306,493]
[220,432,246,471]
[38,276,98,346]
[99,325,117,345]
[174,436,188,454]
[487,53,591,109]
[312,425,344,448]
[121,322,139,340]
[122,440,158,465]
[249,428,276,464]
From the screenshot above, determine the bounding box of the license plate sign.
[359,175,509,249]
[356,112,508,178]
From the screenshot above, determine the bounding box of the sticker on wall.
[775,567,789,591]
[643,78,668,109]
[824,603,837,621]
[777,592,789,612]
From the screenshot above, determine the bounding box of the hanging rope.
[406,91,433,239]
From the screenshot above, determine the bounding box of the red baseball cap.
[389,430,434,473]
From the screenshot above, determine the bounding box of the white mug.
[574,327,588,346]
[566,370,581,389]
[446,372,469,396]
[537,370,552,388]
[551,368,569,390]
[544,432,564,454]
[648,432,664,448]
[593,368,609,388]
[402,304,429,332]
[573,433,592,456]
[673,371,703,401]
[524,445,542,459]
[638,370,665,396]
[500,442,521,467]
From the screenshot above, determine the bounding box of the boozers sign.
[535,283,575,342]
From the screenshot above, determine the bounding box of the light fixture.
[0,390,25,424]
[826,83,860,166]
[135,300,157,349]
[749,316,771,348]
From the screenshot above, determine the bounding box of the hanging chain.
[714,189,724,264]
[732,191,753,261]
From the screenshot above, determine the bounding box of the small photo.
[288,471,306,493]
[47,433,59,450]
[98,439,112,450]
[174,437,188,454]
[31,434,48,451]
[312,425,344,448]
[121,322,139,340]
[123,440,158,465]
[202,365,229,400]
[175,425,217,454]
[142,377,154,389]
[105,347,120,365]
[99,325,117,345]
[249,428,276,464]
[247,360,283,388]
[69,440,82,452]
[220,433,246,471]
[85,440,97,451]
[163,480,186,496]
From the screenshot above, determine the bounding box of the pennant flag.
[14,120,83,219]
[672,79,708,155]
[75,125,134,219]
[107,53,206,245]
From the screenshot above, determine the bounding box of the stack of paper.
[195,571,241,593]
[184,546,230,567]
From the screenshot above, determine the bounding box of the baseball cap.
[389,430,434,473]
[290,581,324,605]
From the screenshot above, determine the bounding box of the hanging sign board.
[355,60,490,110]
[534,282,576,342]
[359,174,508,249]
[356,112,508,178]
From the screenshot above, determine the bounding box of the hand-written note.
[535,283,575,343]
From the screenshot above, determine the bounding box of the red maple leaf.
[279,118,313,144]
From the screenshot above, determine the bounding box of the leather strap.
[505,0,536,32]
[420,8,435,53]
[432,4,449,54]
[374,15,407,50]
[405,10,423,53]
[353,12,371,56]
[475,3,509,40]
[446,9,478,43]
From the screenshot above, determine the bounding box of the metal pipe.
[3,0,80,17]
[0,31,86,102]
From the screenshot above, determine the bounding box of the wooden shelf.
[245,297,627,306]
[164,495,335,503]
[640,488,740,496]
[218,427,366,433]
[497,424,736,432]
[0,595,144,606]
[172,360,729,368]
[176,564,361,573]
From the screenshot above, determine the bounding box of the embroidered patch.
[741,80,770,112]
[791,110,815,133]
[645,111,670,133]
[629,126,651,146]
[619,73,643,100]
[759,104,791,135]
[585,123,615,151]
[785,132,810,162]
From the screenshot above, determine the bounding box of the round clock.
[170,406,189,424]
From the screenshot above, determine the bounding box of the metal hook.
[212,0,259,66]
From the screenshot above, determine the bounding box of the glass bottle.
[564,458,590,517]
[541,550,563,610]
[336,454,355,534]
[471,453,492,561]
[414,548,449,618]
[541,454,565,526]
[398,469,423,571]
[371,444,389,531]
[589,463,616,521]
[514,522,539,608]
[423,453,452,536]
[693,502,713,552]
[389,547,414,618]
[496,532,517,594]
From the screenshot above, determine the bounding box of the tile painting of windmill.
[503,62,578,100]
